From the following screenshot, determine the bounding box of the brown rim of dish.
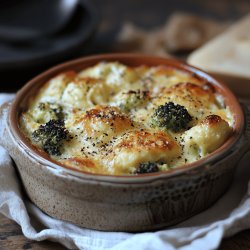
[9,53,245,183]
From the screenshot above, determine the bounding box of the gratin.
[20,62,234,175]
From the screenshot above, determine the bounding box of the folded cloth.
[1,92,250,250]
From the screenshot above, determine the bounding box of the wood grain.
[0,214,66,250]
[1,212,250,250]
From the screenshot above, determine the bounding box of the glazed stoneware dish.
[0,54,250,232]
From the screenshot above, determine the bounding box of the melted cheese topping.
[20,62,234,175]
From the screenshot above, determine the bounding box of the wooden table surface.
[1,213,250,250]
[1,0,250,249]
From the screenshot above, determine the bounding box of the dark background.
[1,0,249,92]
[91,0,250,52]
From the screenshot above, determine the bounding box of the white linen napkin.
[1,93,250,250]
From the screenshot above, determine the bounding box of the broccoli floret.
[151,102,192,132]
[119,90,149,112]
[136,162,159,174]
[32,102,64,124]
[32,119,70,156]
[135,162,170,174]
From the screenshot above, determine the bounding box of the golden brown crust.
[80,106,134,135]
[106,129,181,174]
[201,114,222,126]
[152,82,218,123]
[116,130,176,151]
[75,77,100,85]
[21,62,233,175]
[60,157,105,174]
[63,157,95,168]
[164,82,215,102]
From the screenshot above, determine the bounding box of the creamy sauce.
[20,62,234,175]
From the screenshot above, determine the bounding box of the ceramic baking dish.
[0,54,250,232]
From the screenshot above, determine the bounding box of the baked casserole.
[20,62,234,175]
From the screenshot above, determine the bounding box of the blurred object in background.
[115,22,171,57]
[115,13,229,57]
[188,14,250,97]
[92,0,249,55]
[163,13,229,52]
[0,0,98,91]
[0,0,78,43]
[1,0,249,92]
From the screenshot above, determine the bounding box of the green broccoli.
[32,119,70,156]
[151,102,192,132]
[135,162,159,174]
[32,102,64,124]
[135,162,170,174]
[119,90,149,112]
